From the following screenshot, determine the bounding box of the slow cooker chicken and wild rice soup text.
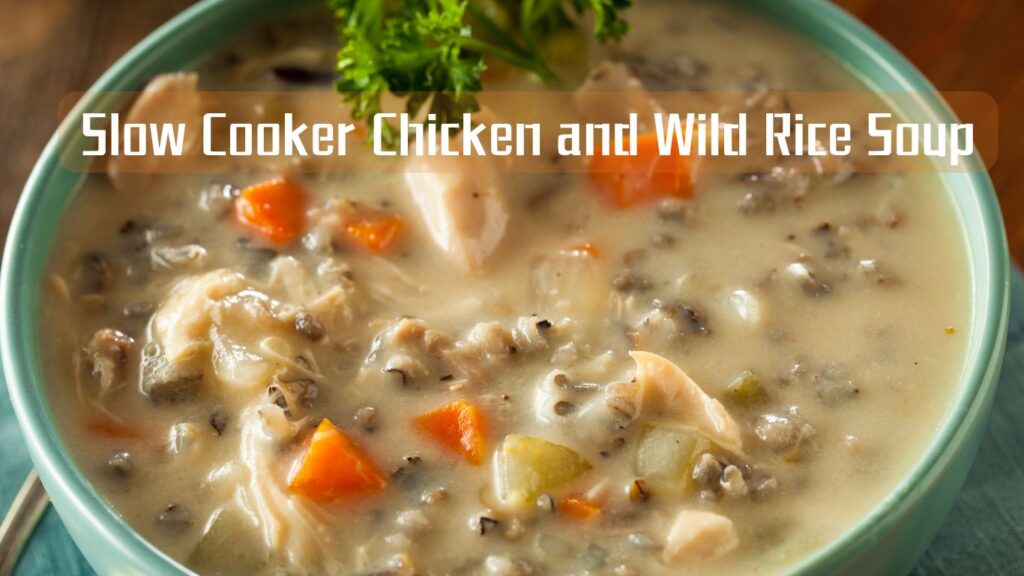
[42,1,970,574]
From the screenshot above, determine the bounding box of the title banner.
[58,90,998,174]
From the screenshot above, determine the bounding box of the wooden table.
[1,0,1021,259]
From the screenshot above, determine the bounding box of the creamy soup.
[41,1,969,575]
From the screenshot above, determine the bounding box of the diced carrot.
[234,177,307,245]
[558,494,602,521]
[563,242,601,258]
[341,211,403,254]
[86,417,145,441]
[412,400,486,465]
[289,418,387,502]
[587,132,694,208]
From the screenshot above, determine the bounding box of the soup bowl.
[0,0,1009,574]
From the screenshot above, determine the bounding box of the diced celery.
[726,371,766,404]
[634,423,710,491]
[496,434,592,510]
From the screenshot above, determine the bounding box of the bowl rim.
[0,0,1010,574]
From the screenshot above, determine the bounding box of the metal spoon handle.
[0,471,50,576]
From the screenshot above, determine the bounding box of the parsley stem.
[464,4,528,58]
[521,0,538,54]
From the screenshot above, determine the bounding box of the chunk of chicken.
[145,269,298,399]
[457,321,517,359]
[232,407,333,572]
[511,315,553,354]
[362,318,456,382]
[266,256,355,341]
[626,301,710,350]
[531,250,611,322]
[149,270,246,368]
[662,509,738,564]
[84,328,134,396]
[627,351,744,456]
[107,73,203,192]
[574,61,664,131]
[209,291,287,391]
[375,318,453,360]
[404,154,509,271]
[267,256,322,304]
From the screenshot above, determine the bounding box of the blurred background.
[0,0,1021,258]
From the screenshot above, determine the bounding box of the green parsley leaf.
[329,0,633,144]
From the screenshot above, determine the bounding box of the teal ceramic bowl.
[1,0,1009,574]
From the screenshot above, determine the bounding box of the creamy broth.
[41,1,969,575]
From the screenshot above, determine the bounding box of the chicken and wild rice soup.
[41,1,969,574]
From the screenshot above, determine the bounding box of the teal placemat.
[3,273,1024,576]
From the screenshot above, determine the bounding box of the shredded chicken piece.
[267,256,355,342]
[627,351,744,456]
[362,317,469,384]
[145,269,313,399]
[381,318,453,357]
[719,465,748,498]
[84,328,134,396]
[167,422,207,458]
[511,315,551,354]
[234,407,338,572]
[531,250,611,322]
[149,270,246,366]
[456,321,516,359]
[267,256,326,304]
[360,256,428,304]
[151,245,207,271]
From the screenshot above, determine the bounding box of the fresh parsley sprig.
[328,0,632,144]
